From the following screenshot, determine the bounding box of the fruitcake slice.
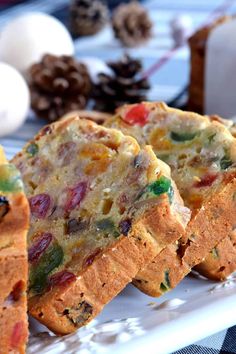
[0,145,29,353]
[105,102,236,296]
[12,117,189,334]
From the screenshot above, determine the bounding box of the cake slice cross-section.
[0,145,29,353]
[13,117,189,334]
[105,102,236,295]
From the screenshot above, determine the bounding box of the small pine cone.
[70,0,109,37]
[93,55,150,113]
[112,1,152,47]
[29,54,92,122]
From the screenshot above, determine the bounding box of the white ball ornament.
[0,63,30,137]
[0,13,74,74]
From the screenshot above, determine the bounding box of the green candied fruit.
[96,218,120,238]
[29,243,64,294]
[170,131,197,142]
[220,155,233,170]
[160,270,171,293]
[26,143,39,157]
[0,164,23,193]
[139,176,174,204]
[148,176,172,196]
[211,247,219,259]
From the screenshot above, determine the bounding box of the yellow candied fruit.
[84,159,111,176]
[80,143,112,160]
[149,128,172,151]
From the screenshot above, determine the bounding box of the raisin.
[66,218,88,234]
[47,271,76,290]
[84,248,101,267]
[65,182,87,212]
[0,196,9,219]
[194,174,218,188]
[119,218,132,236]
[57,142,77,166]
[29,193,51,219]
[170,131,197,142]
[28,232,53,263]
[124,103,149,126]
[26,143,39,157]
[64,301,93,326]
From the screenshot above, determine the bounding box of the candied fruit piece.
[26,143,39,157]
[29,193,51,219]
[124,103,149,126]
[170,131,197,142]
[48,271,76,290]
[0,165,23,193]
[65,182,87,212]
[194,174,218,188]
[28,232,53,263]
[29,243,64,294]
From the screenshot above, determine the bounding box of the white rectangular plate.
[28,274,236,354]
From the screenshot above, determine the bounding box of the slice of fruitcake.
[105,102,236,296]
[0,145,29,353]
[12,117,189,334]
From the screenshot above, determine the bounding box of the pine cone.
[70,0,109,37]
[112,1,152,47]
[93,55,150,112]
[29,54,92,122]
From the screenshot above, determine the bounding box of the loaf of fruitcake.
[105,102,236,296]
[0,145,29,353]
[12,117,189,334]
[188,16,231,114]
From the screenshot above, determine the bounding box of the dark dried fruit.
[28,232,53,263]
[65,182,87,212]
[0,196,9,219]
[6,281,25,303]
[84,248,101,267]
[64,301,93,326]
[66,218,88,234]
[48,271,76,290]
[119,218,131,236]
[29,193,51,219]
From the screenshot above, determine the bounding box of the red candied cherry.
[194,174,218,188]
[47,271,76,290]
[123,103,149,126]
[29,193,51,219]
[28,232,53,263]
[65,182,87,212]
